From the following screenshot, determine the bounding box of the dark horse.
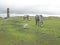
[35,15,39,25]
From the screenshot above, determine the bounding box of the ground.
[0,16,60,45]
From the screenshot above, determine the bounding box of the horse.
[35,15,39,25]
[23,15,29,20]
[39,15,43,27]
[35,15,43,27]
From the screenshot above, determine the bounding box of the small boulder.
[23,24,28,29]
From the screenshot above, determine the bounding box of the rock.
[23,24,28,29]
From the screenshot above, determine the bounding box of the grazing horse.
[39,15,43,27]
[23,15,29,20]
[35,15,43,27]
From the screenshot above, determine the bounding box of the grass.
[0,16,60,45]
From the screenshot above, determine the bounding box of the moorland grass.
[0,16,60,45]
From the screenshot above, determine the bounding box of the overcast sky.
[0,0,60,15]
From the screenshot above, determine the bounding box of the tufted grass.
[0,16,60,45]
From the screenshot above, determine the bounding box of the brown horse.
[23,15,29,20]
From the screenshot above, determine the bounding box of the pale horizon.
[0,0,60,15]
[0,14,60,18]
